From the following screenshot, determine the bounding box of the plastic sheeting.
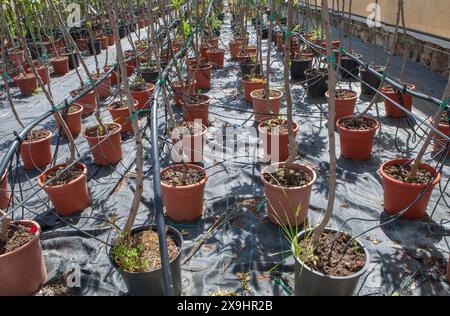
[0,11,449,296]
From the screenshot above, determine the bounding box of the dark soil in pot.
[110,225,182,296]
[383,163,433,184]
[263,167,312,187]
[360,65,384,95]
[0,222,35,255]
[294,229,369,296]
[161,165,206,186]
[45,164,84,186]
[305,68,328,98]
[339,117,377,130]
[85,123,120,137]
[24,129,50,142]
[141,68,159,84]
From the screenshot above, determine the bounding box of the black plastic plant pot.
[66,53,79,69]
[304,68,328,98]
[291,58,312,81]
[360,66,385,96]
[88,40,102,55]
[340,54,362,80]
[111,225,183,296]
[293,228,370,296]
[128,23,137,33]
[119,26,127,39]
[262,28,269,39]
[240,62,261,76]
[29,45,42,60]
[141,69,159,84]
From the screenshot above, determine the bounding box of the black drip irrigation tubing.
[146,0,216,296]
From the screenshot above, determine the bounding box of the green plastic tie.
[1,71,12,81]
[158,77,166,86]
[325,51,336,66]
[41,51,49,62]
[256,197,266,215]
[268,14,277,22]
[284,30,294,39]
[440,98,449,111]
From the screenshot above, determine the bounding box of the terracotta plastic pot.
[52,56,69,76]
[259,121,299,163]
[16,73,38,97]
[381,84,415,118]
[336,116,379,160]
[171,124,207,163]
[0,171,10,210]
[380,158,441,219]
[56,104,83,137]
[20,131,53,170]
[111,225,183,296]
[107,100,139,133]
[432,119,450,152]
[294,228,370,296]
[0,220,47,296]
[39,162,90,216]
[190,63,212,90]
[84,123,123,166]
[207,49,225,68]
[131,83,155,110]
[183,95,210,126]
[75,38,88,51]
[37,65,50,85]
[160,164,208,222]
[104,65,118,85]
[172,80,196,107]
[242,77,266,103]
[251,89,283,122]
[92,73,112,98]
[276,32,284,51]
[8,49,25,66]
[326,89,358,121]
[100,36,108,50]
[229,40,243,60]
[261,162,316,226]
[70,89,97,114]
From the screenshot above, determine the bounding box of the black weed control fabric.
[0,10,449,296]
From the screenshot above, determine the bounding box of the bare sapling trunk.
[408,77,450,179]
[284,0,298,168]
[147,0,175,127]
[12,0,76,164]
[359,0,402,117]
[105,0,144,235]
[312,0,337,245]
[264,0,275,106]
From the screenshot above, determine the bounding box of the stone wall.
[332,19,450,77]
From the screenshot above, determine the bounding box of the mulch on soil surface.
[161,166,206,186]
[0,222,35,255]
[264,167,312,187]
[24,129,50,142]
[384,163,434,184]
[45,164,84,186]
[300,231,366,277]
[85,123,120,137]
[340,117,377,130]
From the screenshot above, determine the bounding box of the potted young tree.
[183,93,211,127]
[130,75,156,110]
[20,129,53,170]
[170,121,208,163]
[0,215,47,296]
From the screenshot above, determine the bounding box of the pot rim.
[38,162,88,189]
[242,76,266,84]
[326,89,358,100]
[109,224,183,275]
[379,158,442,189]
[250,88,284,101]
[160,163,208,189]
[292,228,371,281]
[0,220,41,260]
[381,83,416,94]
[261,162,317,191]
[52,56,69,62]
[185,94,211,106]
[258,120,299,136]
[131,82,155,93]
[83,122,122,140]
[70,88,95,98]
[63,103,84,116]
[336,116,380,133]
[171,123,208,138]
[21,130,53,146]
[107,99,139,112]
